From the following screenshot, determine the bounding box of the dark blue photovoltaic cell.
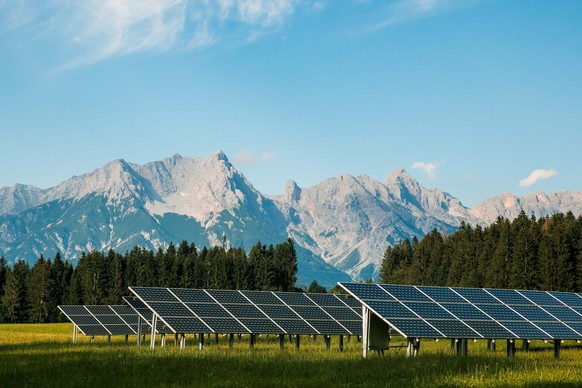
[94,315,126,325]
[475,304,523,321]
[366,300,417,319]
[324,307,361,321]
[60,305,89,315]
[118,315,139,325]
[124,296,154,321]
[463,321,514,338]
[107,325,135,335]
[341,321,363,335]
[240,290,281,305]
[453,288,499,304]
[308,320,350,335]
[386,319,443,338]
[147,302,192,317]
[130,287,178,302]
[403,302,456,319]
[306,293,347,307]
[222,303,267,319]
[486,289,533,305]
[426,320,480,338]
[206,290,248,304]
[543,306,582,322]
[170,288,214,303]
[534,322,580,339]
[341,283,393,300]
[511,305,555,321]
[273,319,317,334]
[110,305,136,316]
[258,305,300,319]
[498,321,548,339]
[77,325,111,336]
[291,306,331,320]
[274,292,316,306]
[417,286,466,303]
[549,292,582,307]
[86,305,114,315]
[68,315,101,325]
[381,285,431,302]
[343,296,364,308]
[238,318,283,334]
[518,290,564,306]
[203,317,248,333]
[185,303,231,318]
[163,317,207,333]
[562,322,582,336]
[440,303,490,321]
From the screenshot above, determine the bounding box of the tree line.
[380,211,582,291]
[0,238,297,323]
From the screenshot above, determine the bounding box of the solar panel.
[58,305,140,337]
[129,287,362,336]
[339,282,582,341]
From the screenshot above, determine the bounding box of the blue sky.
[0,0,581,207]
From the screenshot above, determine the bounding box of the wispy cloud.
[0,0,301,69]
[519,169,559,187]
[232,150,274,165]
[412,160,442,178]
[356,0,480,35]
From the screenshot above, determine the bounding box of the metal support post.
[554,340,562,360]
[249,334,255,350]
[294,334,300,350]
[180,334,186,350]
[73,324,77,344]
[161,334,166,347]
[279,334,285,350]
[407,338,420,357]
[362,306,369,358]
[90,336,94,344]
[339,335,344,352]
[175,333,179,346]
[199,333,205,350]
[451,338,455,351]
[229,333,234,349]
[507,339,516,357]
[522,339,530,352]
[150,314,157,350]
[456,339,468,356]
[487,339,496,352]
[107,335,111,343]
[324,335,331,351]
[125,334,129,343]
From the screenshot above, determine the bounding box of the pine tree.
[27,256,53,323]
[106,249,125,304]
[2,260,29,323]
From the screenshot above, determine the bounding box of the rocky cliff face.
[2,152,581,286]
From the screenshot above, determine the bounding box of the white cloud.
[519,169,559,187]
[411,160,442,178]
[1,0,299,69]
[357,0,480,35]
[232,150,274,165]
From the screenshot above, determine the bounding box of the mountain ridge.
[1,152,581,287]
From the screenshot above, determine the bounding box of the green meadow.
[2,324,582,387]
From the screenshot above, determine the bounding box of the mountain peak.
[212,150,229,163]
[384,167,415,185]
[285,180,301,202]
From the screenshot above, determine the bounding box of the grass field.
[2,324,582,387]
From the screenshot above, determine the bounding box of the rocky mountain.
[1,152,581,287]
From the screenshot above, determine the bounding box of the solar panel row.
[339,283,582,340]
[58,305,140,337]
[129,287,363,336]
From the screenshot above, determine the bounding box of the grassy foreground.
[2,324,582,387]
